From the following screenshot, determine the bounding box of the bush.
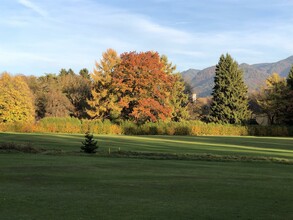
[121,121,139,135]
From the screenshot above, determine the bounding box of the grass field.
[0,132,293,159]
[0,132,293,219]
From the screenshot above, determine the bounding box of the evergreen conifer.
[81,132,98,153]
[210,54,250,124]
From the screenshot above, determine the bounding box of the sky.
[1,0,293,76]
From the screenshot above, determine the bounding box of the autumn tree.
[42,74,74,117]
[60,73,91,118]
[114,51,176,123]
[0,72,35,123]
[188,97,211,121]
[256,73,287,125]
[45,89,74,117]
[31,74,74,118]
[160,55,190,122]
[87,49,122,120]
[25,71,91,119]
[87,49,189,124]
[23,75,44,119]
[210,54,250,124]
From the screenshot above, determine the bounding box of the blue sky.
[1,0,293,75]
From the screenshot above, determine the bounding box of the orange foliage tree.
[114,51,174,123]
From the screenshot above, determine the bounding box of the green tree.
[81,132,98,153]
[59,68,68,77]
[210,54,250,124]
[26,72,90,119]
[160,55,190,122]
[59,68,75,77]
[79,68,90,79]
[188,97,211,122]
[61,74,91,118]
[256,73,287,125]
[22,75,44,119]
[169,74,190,121]
[287,65,293,90]
[67,68,75,76]
[0,72,35,123]
[36,74,74,118]
[284,68,293,125]
[87,49,122,120]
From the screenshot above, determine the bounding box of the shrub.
[121,121,139,135]
[174,125,191,135]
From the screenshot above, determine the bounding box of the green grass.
[0,154,293,220]
[0,132,293,219]
[0,132,293,159]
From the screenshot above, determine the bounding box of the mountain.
[181,56,293,97]
[181,69,200,82]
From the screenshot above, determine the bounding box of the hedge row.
[0,117,292,136]
[121,121,293,136]
[0,117,122,134]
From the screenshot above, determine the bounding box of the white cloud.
[18,0,48,17]
[135,18,192,44]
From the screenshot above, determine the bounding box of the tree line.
[0,49,189,124]
[0,50,292,126]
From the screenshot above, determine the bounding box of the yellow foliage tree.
[256,73,287,125]
[0,72,35,123]
[87,49,122,120]
[160,55,190,121]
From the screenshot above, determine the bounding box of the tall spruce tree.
[210,54,250,124]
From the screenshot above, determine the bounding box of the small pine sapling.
[81,132,98,153]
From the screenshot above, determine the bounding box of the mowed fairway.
[0,132,293,219]
[0,132,293,159]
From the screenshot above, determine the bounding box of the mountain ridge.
[181,55,293,97]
